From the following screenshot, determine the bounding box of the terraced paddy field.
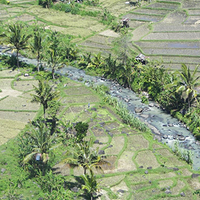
[1,0,200,199]
[0,70,39,145]
[1,0,200,71]
[1,69,200,199]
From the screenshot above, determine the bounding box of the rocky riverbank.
[1,47,200,170]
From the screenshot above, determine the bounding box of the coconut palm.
[47,31,62,79]
[6,23,32,69]
[22,121,59,176]
[63,138,109,175]
[104,54,117,78]
[31,27,44,72]
[31,79,60,119]
[175,64,200,109]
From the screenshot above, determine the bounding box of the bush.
[141,96,149,104]
[53,2,69,12]
[65,4,71,13]
[0,0,7,4]
[0,89,2,92]
[74,122,89,142]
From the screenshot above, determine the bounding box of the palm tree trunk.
[43,106,46,119]
[83,166,87,175]
[37,53,40,72]
[52,66,55,79]
[17,50,19,69]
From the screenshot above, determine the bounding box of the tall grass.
[172,141,193,165]
[91,84,149,132]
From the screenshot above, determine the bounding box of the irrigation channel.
[1,46,200,171]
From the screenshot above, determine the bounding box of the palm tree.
[31,79,60,119]
[175,64,200,109]
[104,54,117,78]
[47,31,62,79]
[31,27,44,72]
[82,169,99,200]
[63,138,109,175]
[22,121,59,176]
[7,23,32,69]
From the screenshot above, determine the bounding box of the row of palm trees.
[18,77,107,199]
[0,22,78,77]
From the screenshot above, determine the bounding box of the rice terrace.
[1,0,200,199]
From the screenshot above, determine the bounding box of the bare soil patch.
[101,155,118,174]
[142,32,200,40]
[133,8,168,15]
[0,96,39,111]
[171,179,185,195]
[99,30,119,38]
[158,179,174,189]
[0,118,26,145]
[14,14,35,22]
[0,111,36,122]
[103,121,122,130]
[117,151,137,172]
[142,47,200,56]
[124,13,163,22]
[131,23,150,41]
[105,136,125,155]
[162,11,187,24]
[146,2,179,10]
[135,150,160,169]
[86,35,114,45]
[156,148,174,157]
[64,86,93,96]
[80,41,111,50]
[13,80,37,92]
[99,174,125,187]
[127,134,149,151]
[62,94,100,104]
[91,126,107,137]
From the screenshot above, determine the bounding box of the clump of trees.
[1,20,200,140]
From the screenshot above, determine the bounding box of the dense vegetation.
[2,19,199,140]
[0,0,200,199]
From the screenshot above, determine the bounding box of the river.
[1,46,200,170]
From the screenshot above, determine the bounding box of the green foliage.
[2,181,21,200]
[47,31,63,79]
[101,8,115,25]
[74,121,89,143]
[31,25,45,72]
[31,79,60,119]
[82,169,98,200]
[19,119,60,176]
[83,0,99,6]
[38,0,54,8]
[175,64,200,109]
[172,141,193,165]
[141,95,149,104]
[6,23,32,69]
[92,85,148,132]
[0,0,7,4]
[63,138,108,175]
[47,100,61,134]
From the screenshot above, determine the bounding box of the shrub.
[141,96,149,104]
[65,4,71,13]
[0,0,7,4]
[74,122,89,142]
